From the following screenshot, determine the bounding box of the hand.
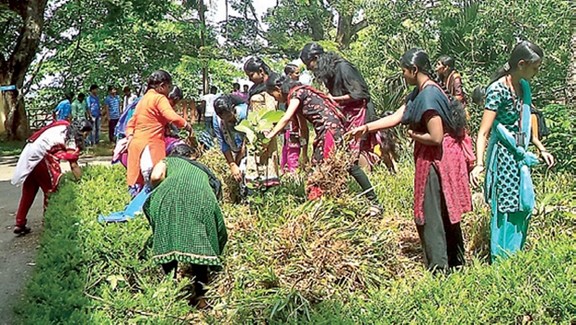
[301,154,309,166]
[541,151,555,168]
[230,163,242,182]
[345,125,368,142]
[184,122,193,132]
[470,165,484,188]
[407,129,415,139]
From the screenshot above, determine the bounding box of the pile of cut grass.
[16,151,576,323]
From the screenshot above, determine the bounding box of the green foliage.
[17,155,576,323]
[302,237,575,324]
[539,104,576,173]
[0,140,25,156]
[27,0,242,113]
[16,166,194,324]
[349,0,573,113]
[235,109,284,161]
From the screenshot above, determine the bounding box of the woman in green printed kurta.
[144,144,227,308]
[471,41,555,262]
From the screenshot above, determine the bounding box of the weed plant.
[16,151,576,324]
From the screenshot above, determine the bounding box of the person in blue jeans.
[104,85,121,143]
[87,84,101,145]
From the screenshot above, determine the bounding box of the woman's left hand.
[541,151,555,168]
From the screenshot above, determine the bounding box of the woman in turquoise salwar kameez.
[471,41,555,262]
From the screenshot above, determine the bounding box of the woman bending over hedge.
[11,119,93,235]
[265,73,382,216]
[144,144,227,308]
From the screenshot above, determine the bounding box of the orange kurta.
[126,89,186,186]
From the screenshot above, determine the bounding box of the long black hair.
[491,40,543,83]
[169,144,195,158]
[471,86,486,106]
[168,85,183,101]
[438,55,455,71]
[400,48,436,79]
[401,48,466,134]
[299,42,324,65]
[244,57,273,98]
[146,70,172,92]
[214,94,247,116]
[266,72,302,96]
[243,57,272,76]
[300,42,346,84]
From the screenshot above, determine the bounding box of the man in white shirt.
[122,86,138,112]
[201,86,220,136]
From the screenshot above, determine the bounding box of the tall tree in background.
[220,0,368,59]
[265,0,367,51]
[329,0,368,49]
[0,0,48,140]
[198,0,209,94]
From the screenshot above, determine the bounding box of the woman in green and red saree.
[348,49,472,272]
[470,41,555,263]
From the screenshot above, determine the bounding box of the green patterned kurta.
[143,157,227,266]
[484,80,522,213]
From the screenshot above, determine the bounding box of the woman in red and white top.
[11,120,93,235]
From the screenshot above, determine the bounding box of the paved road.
[0,156,112,324]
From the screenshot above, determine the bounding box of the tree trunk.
[336,14,368,50]
[567,29,576,105]
[0,0,48,140]
[309,1,326,41]
[198,0,208,94]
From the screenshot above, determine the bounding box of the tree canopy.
[0,0,573,139]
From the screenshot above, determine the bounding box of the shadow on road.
[0,180,43,325]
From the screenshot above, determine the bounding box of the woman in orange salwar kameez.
[126,70,191,195]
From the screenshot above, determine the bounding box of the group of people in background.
[11,38,557,307]
[52,84,139,146]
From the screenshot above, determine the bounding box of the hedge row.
[15,160,576,324]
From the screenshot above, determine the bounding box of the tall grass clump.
[17,150,576,324]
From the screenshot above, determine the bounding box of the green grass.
[0,140,25,156]
[16,155,576,324]
[82,141,115,157]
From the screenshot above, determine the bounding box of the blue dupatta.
[484,79,538,212]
